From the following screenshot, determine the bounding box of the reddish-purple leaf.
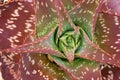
[72,0,83,4]
[94,13,120,62]
[101,0,120,16]
[21,53,70,80]
[0,52,21,80]
[0,0,119,80]
[4,0,80,62]
[2,29,64,57]
[100,64,120,80]
[0,1,36,80]
[0,1,36,49]
[78,42,120,68]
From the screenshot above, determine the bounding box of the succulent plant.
[0,0,120,80]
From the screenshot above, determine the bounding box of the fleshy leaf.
[1,0,119,80]
[72,0,83,4]
[52,56,101,80]
[0,1,36,80]
[101,0,120,16]
[94,13,120,61]
[6,0,80,62]
[0,1,36,49]
[21,53,71,80]
[0,52,21,80]
[2,28,63,57]
[77,30,120,68]
[53,0,81,62]
[62,0,78,10]
[69,0,104,40]
[36,0,59,37]
[100,64,120,80]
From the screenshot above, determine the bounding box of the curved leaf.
[21,53,71,80]
[53,56,101,80]
[0,1,36,49]
[77,30,120,68]
[62,0,78,10]
[36,0,81,37]
[69,0,104,40]
[100,64,120,80]
[101,0,120,16]
[94,13,120,61]
[53,0,79,61]
[36,0,59,37]
[0,1,36,80]
[0,52,21,80]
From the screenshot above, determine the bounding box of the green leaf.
[52,56,101,80]
[62,0,77,10]
[69,0,103,40]
[36,0,59,37]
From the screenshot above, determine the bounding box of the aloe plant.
[0,0,120,80]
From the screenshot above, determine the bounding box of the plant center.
[53,27,83,61]
[58,31,80,52]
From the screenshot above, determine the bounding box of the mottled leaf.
[53,56,101,80]
[62,0,78,10]
[69,0,104,40]
[101,0,120,16]
[94,13,120,62]
[53,0,81,62]
[21,53,71,80]
[100,64,120,80]
[0,1,36,80]
[36,0,59,37]
[0,1,36,49]
[77,30,120,68]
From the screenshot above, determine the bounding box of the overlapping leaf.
[2,0,63,57]
[62,0,78,10]
[69,0,103,39]
[53,56,101,80]
[0,0,119,80]
[101,0,120,16]
[36,0,81,34]
[100,64,120,80]
[77,34,120,68]
[94,13,120,62]
[21,53,71,80]
[53,0,79,61]
[36,0,58,37]
[0,1,36,80]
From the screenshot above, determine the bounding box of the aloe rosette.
[0,0,120,80]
